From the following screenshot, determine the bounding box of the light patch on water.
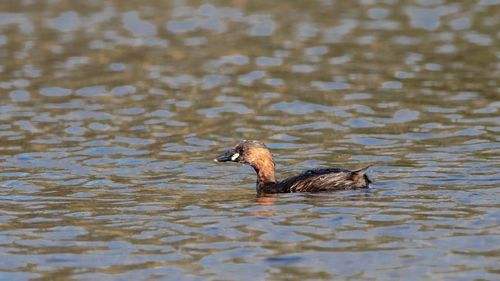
[47,11,81,32]
[247,15,276,36]
[122,11,157,37]
[39,87,72,97]
[405,5,459,31]
[312,81,350,90]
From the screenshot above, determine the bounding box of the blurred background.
[0,0,499,280]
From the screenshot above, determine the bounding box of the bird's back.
[275,167,371,192]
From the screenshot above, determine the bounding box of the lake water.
[0,0,499,280]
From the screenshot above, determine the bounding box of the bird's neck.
[252,158,290,195]
[252,157,282,193]
[252,158,276,184]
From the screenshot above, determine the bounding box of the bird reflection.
[250,194,278,216]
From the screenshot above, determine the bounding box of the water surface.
[0,0,499,280]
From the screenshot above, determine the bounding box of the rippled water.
[1,0,499,280]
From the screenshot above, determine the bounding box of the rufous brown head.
[214,140,274,167]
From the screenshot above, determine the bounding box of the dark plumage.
[214,140,372,194]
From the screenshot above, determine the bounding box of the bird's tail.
[352,165,372,184]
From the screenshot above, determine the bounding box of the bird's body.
[215,140,371,195]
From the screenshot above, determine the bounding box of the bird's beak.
[214,150,239,162]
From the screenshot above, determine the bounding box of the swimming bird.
[214,140,371,194]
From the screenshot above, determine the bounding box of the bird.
[214,140,371,194]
